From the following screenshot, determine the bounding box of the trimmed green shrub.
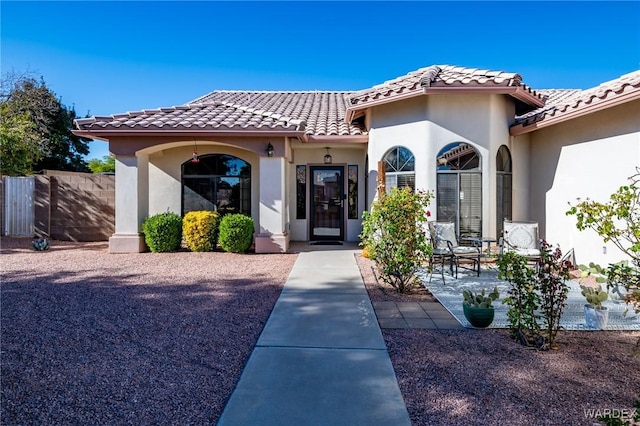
[183,210,220,252]
[142,212,182,253]
[218,214,255,253]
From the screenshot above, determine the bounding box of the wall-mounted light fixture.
[266,142,274,157]
[324,147,332,164]
[192,140,200,163]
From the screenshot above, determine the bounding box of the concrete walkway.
[218,245,411,426]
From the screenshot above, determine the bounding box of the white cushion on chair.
[433,222,458,250]
[512,248,541,258]
[453,246,479,255]
[504,223,538,250]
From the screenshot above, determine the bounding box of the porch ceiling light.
[266,142,274,157]
[192,140,199,163]
[324,147,332,164]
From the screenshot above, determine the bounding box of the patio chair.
[428,221,481,280]
[499,220,541,264]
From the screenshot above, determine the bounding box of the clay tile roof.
[75,91,366,137]
[514,69,640,128]
[348,64,542,107]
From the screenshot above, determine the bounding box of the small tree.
[567,168,640,350]
[360,187,433,293]
[497,251,541,346]
[537,241,572,350]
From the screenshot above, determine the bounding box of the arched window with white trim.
[382,146,415,192]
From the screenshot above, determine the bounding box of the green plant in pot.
[462,286,500,328]
[580,284,609,329]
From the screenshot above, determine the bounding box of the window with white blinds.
[383,147,415,192]
[436,142,482,241]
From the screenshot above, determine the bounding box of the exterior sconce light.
[324,147,332,164]
[266,142,274,157]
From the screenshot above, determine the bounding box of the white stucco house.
[73,64,640,265]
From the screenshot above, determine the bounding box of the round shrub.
[183,210,220,252]
[142,212,183,253]
[218,214,255,253]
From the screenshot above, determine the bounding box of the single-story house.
[73,64,640,265]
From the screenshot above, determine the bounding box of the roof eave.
[345,85,544,123]
[510,89,640,136]
[345,91,425,122]
[72,128,307,140]
[424,86,545,107]
[305,135,369,144]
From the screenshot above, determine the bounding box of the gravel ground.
[1,237,297,425]
[356,254,640,426]
[3,239,638,426]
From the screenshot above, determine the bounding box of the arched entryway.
[181,154,251,215]
[436,142,482,240]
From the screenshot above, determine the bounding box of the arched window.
[436,142,482,240]
[382,146,415,191]
[496,145,512,237]
[182,154,251,216]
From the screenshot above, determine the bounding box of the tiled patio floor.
[372,301,464,329]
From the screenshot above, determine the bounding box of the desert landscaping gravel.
[1,237,297,425]
[2,238,639,426]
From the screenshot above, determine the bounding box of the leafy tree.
[360,187,433,293]
[567,167,640,350]
[88,155,115,173]
[0,103,42,175]
[0,72,90,174]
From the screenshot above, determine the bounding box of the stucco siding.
[367,94,514,238]
[528,99,640,265]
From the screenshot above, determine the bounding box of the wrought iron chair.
[428,221,481,281]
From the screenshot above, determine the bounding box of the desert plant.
[218,213,254,253]
[360,186,432,293]
[32,237,50,251]
[142,211,183,253]
[536,241,572,349]
[182,210,220,252]
[463,287,500,308]
[580,285,609,310]
[497,251,541,346]
[578,262,608,285]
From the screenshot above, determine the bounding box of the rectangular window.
[296,165,306,219]
[348,165,358,219]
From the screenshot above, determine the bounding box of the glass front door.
[310,166,344,241]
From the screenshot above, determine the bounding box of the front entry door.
[310,166,344,241]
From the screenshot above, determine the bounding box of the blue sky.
[2,1,639,160]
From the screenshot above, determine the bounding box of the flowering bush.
[360,187,433,293]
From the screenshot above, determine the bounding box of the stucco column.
[109,154,149,253]
[255,156,289,253]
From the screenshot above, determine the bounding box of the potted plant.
[462,286,500,328]
[580,285,609,329]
